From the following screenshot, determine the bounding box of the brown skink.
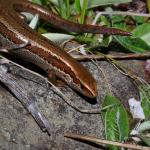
[0,0,131,98]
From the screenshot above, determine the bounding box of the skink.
[0,0,131,98]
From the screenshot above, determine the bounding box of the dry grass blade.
[64,133,150,150]
[73,52,150,61]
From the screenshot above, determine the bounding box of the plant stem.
[66,0,70,18]
[147,0,150,13]
[58,0,67,18]
[80,0,88,24]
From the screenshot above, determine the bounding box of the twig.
[65,133,150,150]
[72,53,150,61]
[67,44,87,54]
[0,63,51,135]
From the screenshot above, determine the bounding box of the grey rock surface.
[0,59,143,150]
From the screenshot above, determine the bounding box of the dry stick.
[68,44,87,54]
[0,63,51,135]
[72,52,150,61]
[64,134,150,150]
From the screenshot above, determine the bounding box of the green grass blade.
[80,0,88,24]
